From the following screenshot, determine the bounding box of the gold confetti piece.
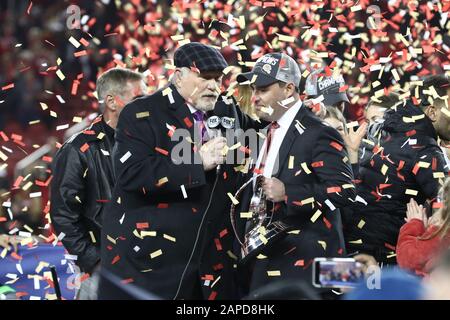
[20,237,33,246]
[288,156,294,169]
[40,102,48,110]
[287,229,301,235]
[349,239,363,244]
[405,189,418,196]
[357,220,366,229]
[29,120,40,125]
[89,231,96,243]
[302,197,315,205]
[68,36,81,48]
[267,270,281,276]
[381,164,388,175]
[50,110,57,118]
[170,35,185,41]
[228,193,239,205]
[256,254,267,259]
[240,212,252,219]
[418,161,430,168]
[97,132,105,140]
[442,107,450,118]
[301,162,311,174]
[227,251,238,260]
[362,139,375,146]
[72,116,82,123]
[0,151,8,161]
[56,69,65,81]
[318,241,327,250]
[35,261,49,274]
[391,69,400,81]
[56,58,62,65]
[228,142,241,150]
[386,253,397,259]
[259,234,268,245]
[150,249,162,259]
[136,111,150,119]
[75,195,82,203]
[342,184,355,189]
[1,248,7,259]
[433,172,445,178]
[351,4,362,11]
[162,87,172,96]
[412,114,425,121]
[24,225,33,233]
[22,181,33,191]
[107,235,116,244]
[310,210,322,223]
[141,231,157,237]
[163,234,176,242]
[403,117,415,123]
[133,229,143,239]
[157,177,168,185]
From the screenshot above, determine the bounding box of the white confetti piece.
[120,151,132,163]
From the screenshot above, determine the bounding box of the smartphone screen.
[313,258,364,289]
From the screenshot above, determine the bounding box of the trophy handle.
[230,174,263,247]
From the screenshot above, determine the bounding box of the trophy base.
[240,220,293,265]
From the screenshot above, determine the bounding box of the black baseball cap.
[305,68,349,106]
[237,53,301,89]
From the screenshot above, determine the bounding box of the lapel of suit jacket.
[274,105,308,179]
[165,84,196,138]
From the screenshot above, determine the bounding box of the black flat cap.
[174,42,228,73]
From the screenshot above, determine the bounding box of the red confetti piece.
[136,222,149,229]
[311,161,324,168]
[71,80,80,95]
[157,203,169,209]
[213,264,224,271]
[384,243,396,251]
[323,217,332,229]
[183,117,193,128]
[294,260,304,266]
[0,131,9,142]
[208,291,217,300]
[111,255,120,265]
[11,252,22,260]
[330,141,343,151]
[26,1,33,15]
[327,186,342,193]
[339,85,349,92]
[74,50,88,58]
[0,217,6,222]
[412,163,420,175]
[406,130,417,137]
[121,278,134,284]
[80,143,90,153]
[79,38,89,47]
[219,229,228,238]
[42,156,52,163]
[214,238,222,251]
[2,83,14,91]
[155,147,169,156]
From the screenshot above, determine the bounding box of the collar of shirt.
[253,99,302,182]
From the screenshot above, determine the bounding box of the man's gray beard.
[195,99,216,112]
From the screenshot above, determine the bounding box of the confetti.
[120,151,131,163]
[150,249,163,259]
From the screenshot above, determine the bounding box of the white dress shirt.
[254,99,302,179]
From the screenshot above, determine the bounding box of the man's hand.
[304,100,326,119]
[342,122,368,164]
[262,177,286,202]
[199,137,227,171]
[0,234,19,252]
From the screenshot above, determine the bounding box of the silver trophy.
[230,175,292,265]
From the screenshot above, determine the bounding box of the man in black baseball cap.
[304,67,350,113]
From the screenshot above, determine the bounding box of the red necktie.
[259,121,280,173]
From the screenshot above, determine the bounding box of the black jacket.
[50,117,116,273]
[100,85,261,300]
[233,105,356,295]
[342,101,448,263]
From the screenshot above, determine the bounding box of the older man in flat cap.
[100,42,256,299]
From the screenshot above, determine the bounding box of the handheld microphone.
[208,95,237,174]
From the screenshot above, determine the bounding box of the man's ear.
[285,83,296,97]
[173,69,183,87]
[424,105,438,122]
[105,94,117,111]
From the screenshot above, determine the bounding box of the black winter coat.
[342,101,448,263]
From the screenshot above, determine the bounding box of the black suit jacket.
[234,105,356,295]
[100,85,260,300]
